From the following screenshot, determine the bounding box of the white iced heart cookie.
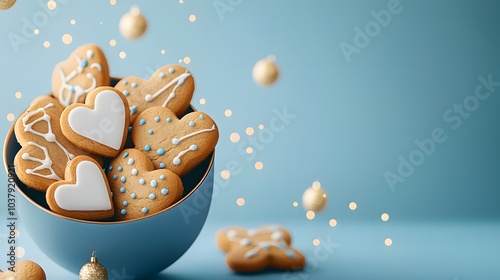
[46,156,114,221]
[60,87,130,158]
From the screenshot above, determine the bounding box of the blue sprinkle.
[139,119,146,126]
[191,144,198,151]
[144,144,151,151]
[113,175,117,180]
[161,188,168,195]
[118,166,123,172]
[131,193,137,199]
[160,175,165,180]
[127,158,135,165]
[120,187,125,193]
[262,243,270,250]
[159,72,166,78]
[123,90,129,97]
[150,180,157,187]
[159,163,165,168]
[178,78,185,85]
[279,242,286,249]
[131,169,138,176]
[154,116,160,122]
[123,80,128,85]
[149,193,156,200]
[123,152,129,159]
[130,106,137,114]
[167,118,172,123]
[141,207,149,214]
[157,149,165,155]
[148,129,153,135]
[81,59,88,68]
[168,67,175,73]
[189,121,195,127]
[70,87,75,93]
[121,176,126,183]
[139,178,145,185]
[199,115,205,120]
[286,250,295,258]
[121,209,127,215]
[108,165,113,171]
[131,82,137,88]
[123,201,128,206]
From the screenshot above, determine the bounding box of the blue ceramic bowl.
[3,104,214,278]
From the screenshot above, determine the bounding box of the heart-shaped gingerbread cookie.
[0,260,47,280]
[131,107,219,177]
[114,64,195,125]
[60,87,130,158]
[52,44,110,107]
[46,156,114,221]
[107,149,184,221]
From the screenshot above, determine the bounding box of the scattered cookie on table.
[46,155,115,221]
[0,260,46,280]
[216,225,306,273]
[107,149,184,221]
[131,107,218,177]
[114,64,195,124]
[52,43,110,107]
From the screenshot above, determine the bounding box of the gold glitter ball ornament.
[302,181,328,213]
[0,0,16,10]
[252,56,280,86]
[119,6,148,40]
[79,251,108,280]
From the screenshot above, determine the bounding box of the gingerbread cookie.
[46,156,114,221]
[107,149,184,221]
[60,87,130,158]
[27,95,65,116]
[216,225,306,272]
[131,107,218,177]
[52,43,110,107]
[0,260,47,280]
[14,102,101,192]
[114,64,195,124]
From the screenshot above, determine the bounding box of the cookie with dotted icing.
[216,225,306,272]
[114,64,195,125]
[52,43,110,107]
[46,156,114,221]
[106,149,184,221]
[0,260,47,280]
[131,107,219,177]
[14,101,102,192]
[60,87,130,158]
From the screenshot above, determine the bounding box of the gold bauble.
[79,251,108,280]
[119,6,148,40]
[0,0,16,10]
[252,56,280,86]
[302,181,328,213]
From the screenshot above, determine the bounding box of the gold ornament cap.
[79,251,108,280]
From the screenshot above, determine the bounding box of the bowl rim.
[3,103,215,225]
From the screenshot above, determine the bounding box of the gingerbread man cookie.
[52,43,110,107]
[114,64,195,124]
[46,156,114,221]
[131,107,219,177]
[14,101,101,192]
[106,149,184,221]
[0,260,46,280]
[216,225,306,272]
[60,87,130,158]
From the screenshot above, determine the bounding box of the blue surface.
[1,0,500,279]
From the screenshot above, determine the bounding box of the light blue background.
[1,0,499,279]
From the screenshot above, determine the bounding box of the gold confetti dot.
[110,0,116,5]
[161,49,165,55]
[225,109,232,117]
[47,0,56,10]
[220,170,230,180]
[15,246,25,258]
[313,239,320,246]
[14,229,20,238]
[306,210,315,220]
[246,127,254,136]
[70,19,76,25]
[43,41,50,48]
[258,124,264,130]
[109,39,116,47]
[329,219,337,227]
[292,201,298,207]
[179,0,183,3]
[34,29,40,35]
[15,92,22,99]
[385,238,393,246]
[178,59,182,63]
[236,198,245,206]
[255,161,263,170]
[381,213,390,222]
[189,14,196,22]
[246,147,253,154]
[349,202,357,210]
[199,98,206,105]
[7,113,15,122]
[183,56,191,64]
[62,34,72,45]
[312,181,321,190]
[119,51,127,59]
[230,132,240,143]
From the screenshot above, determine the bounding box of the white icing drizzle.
[21,141,63,181]
[144,71,191,107]
[21,103,74,162]
[57,50,103,107]
[172,144,197,166]
[172,125,215,145]
[225,226,294,259]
